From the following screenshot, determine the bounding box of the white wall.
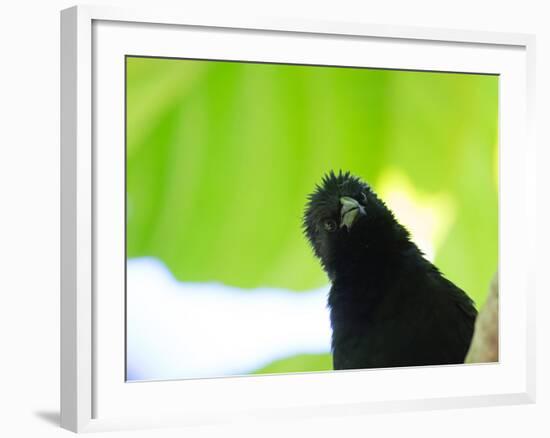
[0,1,547,437]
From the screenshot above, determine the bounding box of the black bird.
[303,171,477,370]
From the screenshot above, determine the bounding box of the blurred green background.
[126,56,498,375]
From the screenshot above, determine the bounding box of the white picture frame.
[60,4,536,433]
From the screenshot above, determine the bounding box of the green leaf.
[126,57,498,307]
[251,353,333,375]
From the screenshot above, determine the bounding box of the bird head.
[303,170,407,278]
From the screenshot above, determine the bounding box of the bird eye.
[324,219,337,232]
[361,192,368,204]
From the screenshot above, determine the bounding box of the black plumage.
[303,171,477,369]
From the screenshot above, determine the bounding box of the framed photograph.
[61,5,536,433]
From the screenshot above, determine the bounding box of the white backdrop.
[0,1,547,437]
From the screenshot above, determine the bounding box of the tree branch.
[465,272,499,363]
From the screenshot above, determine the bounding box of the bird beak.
[340,197,365,230]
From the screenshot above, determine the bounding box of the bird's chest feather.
[328,253,406,324]
[327,258,436,369]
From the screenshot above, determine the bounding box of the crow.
[303,171,477,370]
